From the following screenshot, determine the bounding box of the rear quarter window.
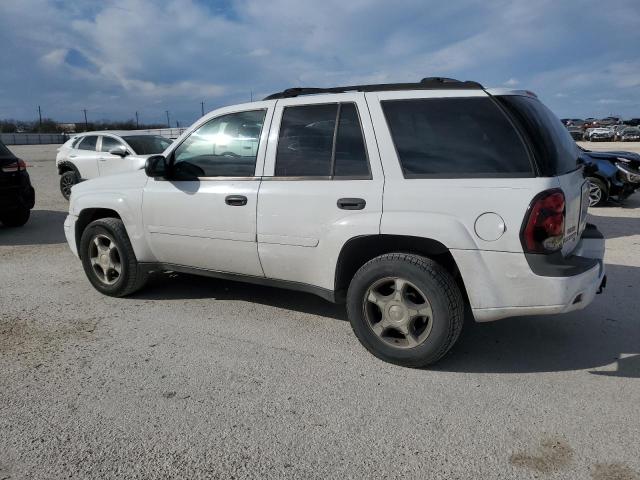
[496,95,579,176]
[381,97,533,177]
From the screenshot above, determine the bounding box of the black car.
[0,140,35,227]
[579,147,640,206]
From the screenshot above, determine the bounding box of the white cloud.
[504,78,519,87]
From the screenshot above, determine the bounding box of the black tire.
[0,207,30,227]
[60,170,78,200]
[79,218,147,297]
[346,253,464,367]
[587,177,608,207]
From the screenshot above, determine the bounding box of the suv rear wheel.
[80,218,147,297]
[346,253,464,367]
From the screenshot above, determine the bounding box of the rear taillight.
[521,189,565,253]
[1,159,27,173]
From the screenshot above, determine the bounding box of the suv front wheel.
[80,218,147,297]
[347,253,464,367]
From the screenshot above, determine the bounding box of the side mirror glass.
[109,145,129,157]
[145,155,168,178]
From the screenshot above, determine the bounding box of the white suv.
[56,132,172,199]
[63,78,606,367]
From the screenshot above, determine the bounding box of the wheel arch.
[58,160,80,177]
[75,208,122,258]
[334,234,469,304]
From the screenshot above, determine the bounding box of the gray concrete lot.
[1,145,639,479]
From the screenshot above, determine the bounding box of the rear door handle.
[225,195,248,206]
[337,198,366,210]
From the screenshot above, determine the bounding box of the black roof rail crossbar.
[263,77,483,100]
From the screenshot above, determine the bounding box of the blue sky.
[0,0,639,126]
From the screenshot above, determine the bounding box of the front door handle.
[337,198,366,210]
[225,195,248,206]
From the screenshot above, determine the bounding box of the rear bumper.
[453,225,606,322]
[64,214,79,257]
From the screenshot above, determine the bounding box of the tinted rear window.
[496,95,579,175]
[123,135,172,155]
[382,97,532,177]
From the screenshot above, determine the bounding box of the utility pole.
[82,109,88,131]
[37,105,42,132]
[176,120,180,128]
[200,101,205,117]
[165,110,170,128]
[135,111,139,129]
[250,91,253,102]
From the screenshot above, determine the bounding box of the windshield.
[497,95,579,176]
[122,135,172,155]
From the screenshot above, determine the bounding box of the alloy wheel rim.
[588,182,602,207]
[62,176,74,197]
[88,234,122,285]
[363,277,433,349]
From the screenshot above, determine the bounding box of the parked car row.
[562,117,640,142]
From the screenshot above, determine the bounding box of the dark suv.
[0,140,35,227]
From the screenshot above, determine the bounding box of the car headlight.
[616,162,640,183]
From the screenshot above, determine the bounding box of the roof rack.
[263,77,483,100]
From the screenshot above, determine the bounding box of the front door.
[142,103,274,277]
[97,135,130,177]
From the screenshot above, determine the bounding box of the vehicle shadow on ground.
[434,263,639,377]
[0,210,67,246]
[132,273,349,321]
[588,212,640,239]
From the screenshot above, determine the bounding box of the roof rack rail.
[263,77,483,100]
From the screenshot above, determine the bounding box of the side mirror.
[145,155,168,178]
[109,145,129,157]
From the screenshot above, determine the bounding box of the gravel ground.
[1,145,639,480]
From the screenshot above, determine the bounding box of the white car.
[63,78,606,367]
[56,132,172,199]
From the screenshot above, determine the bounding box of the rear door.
[72,135,100,179]
[256,93,384,290]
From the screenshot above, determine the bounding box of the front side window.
[275,103,369,177]
[382,97,532,177]
[123,135,171,155]
[173,109,266,178]
[77,135,98,151]
[100,136,124,153]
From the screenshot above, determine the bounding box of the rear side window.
[275,103,369,178]
[77,136,98,151]
[382,97,532,177]
[496,95,579,176]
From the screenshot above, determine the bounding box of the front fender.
[70,173,156,262]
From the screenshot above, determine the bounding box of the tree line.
[0,118,169,133]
